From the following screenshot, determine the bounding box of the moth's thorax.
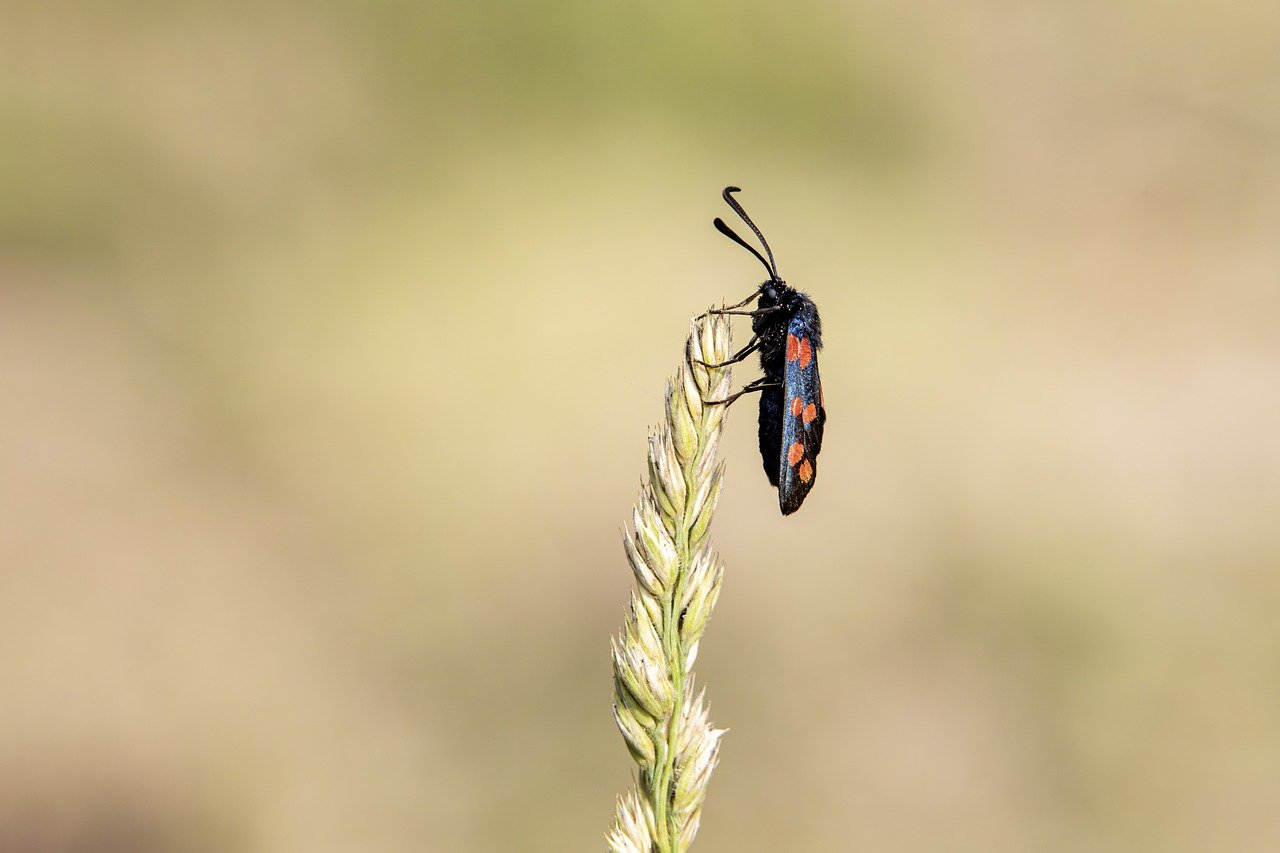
[753,280,798,332]
[753,280,816,330]
[753,280,823,377]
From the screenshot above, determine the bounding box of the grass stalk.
[607,314,733,853]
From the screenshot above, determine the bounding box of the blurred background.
[2,2,1278,851]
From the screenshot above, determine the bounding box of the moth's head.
[759,278,788,305]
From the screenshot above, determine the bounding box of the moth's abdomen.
[757,386,784,487]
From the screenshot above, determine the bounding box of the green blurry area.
[2,2,1279,851]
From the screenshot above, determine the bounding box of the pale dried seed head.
[615,681,657,730]
[683,340,707,411]
[613,698,657,765]
[680,559,723,646]
[610,638,648,711]
[678,367,704,437]
[610,314,733,853]
[638,589,663,627]
[693,430,723,481]
[673,728,723,815]
[648,464,680,523]
[633,502,676,590]
[703,574,722,619]
[686,465,720,545]
[607,791,655,853]
[679,594,708,647]
[634,647,674,716]
[649,426,686,515]
[692,434,723,487]
[644,654,676,714]
[627,595,664,661]
[675,687,710,761]
[612,638,671,719]
[678,545,713,610]
[622,528,663,597]
[677,811,702,851]
[679,546,722,629]
[688,467,725,548]
[668,380,700,464]
[697,318,720,368]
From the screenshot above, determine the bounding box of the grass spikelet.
[608,314,733,853]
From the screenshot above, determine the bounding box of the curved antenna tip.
[717,185,779,278]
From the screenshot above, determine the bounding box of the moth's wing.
[777,327,826,515]
[757,385,784,487]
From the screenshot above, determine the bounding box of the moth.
[699,186,826,515]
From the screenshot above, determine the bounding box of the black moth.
[699,186,826,515]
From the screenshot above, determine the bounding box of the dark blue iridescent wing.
[776,322,825,515]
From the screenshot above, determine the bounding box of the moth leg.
[695,285,765,319]
[701,305,786,319]
[702,378,782,408]
[690,335,760,369]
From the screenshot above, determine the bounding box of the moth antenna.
[721,186,779,279]
[714,218,777,281]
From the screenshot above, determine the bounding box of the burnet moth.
[698,186,826,515]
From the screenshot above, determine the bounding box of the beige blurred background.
[2,2,1279,851]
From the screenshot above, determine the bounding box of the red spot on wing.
[798,337,813,369]
[802,402,818,424]
[787,442,804,467]
[799,459,813,483]
[786,333,800,362]
[791,396,803,417]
